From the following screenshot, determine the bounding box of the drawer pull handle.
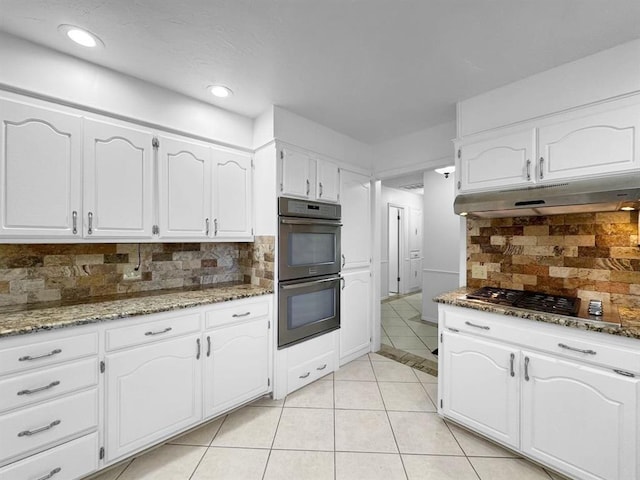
[196,338,201,360]
[509,353,515,378]
[316,364,327,371]
[17,381,61,396]
[19,349,62,362]
[36,467,62,480]
[145,327,172,336]
[18,419,61,437]
[613,369,635,378]
[232,312,251,318]
[299,372,311,379]
[464,321,490,330]
[524,357,530,382]
[557,343,596,355]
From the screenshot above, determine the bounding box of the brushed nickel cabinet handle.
[196,338,201,360]
[206,218,210,236]
[509,353,515,377]
[539,157,544,179]
[17,381,60,396]
[319,182,323,197]
[214,218,218,236]
[526,159,531,180]
[19,349,62,362]
[18,419,61,437]
[341,277,345,290]
[232,312,251,318]
[72,211,78,234]
[316,364,327,371]
[36,467,62,480]
[306,179,310,195]
[524,356,530,382]
[299,372,311,379]
[464,321,490,331]
[207,336,211,357]
[341,254,346,268]
[145,327,172,336]
[87,212,93,235]
[558,343,596,355]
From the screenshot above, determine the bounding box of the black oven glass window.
[288,289,336,329]
[288,233,336,266]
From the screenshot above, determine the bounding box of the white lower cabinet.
[105,334,202,462]
[339,270,371,365]
[439,305,640,480]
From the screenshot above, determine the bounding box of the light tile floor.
[89,353,565,480]
[382,293,439,362]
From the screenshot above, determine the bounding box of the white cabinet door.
[457,129,534,193]
[521,351,639,480]
[538,102,640,182]
[441,332,519,449]
[158,136,211,239]
[339,270,371,364]
[280,148,315,199]
[212,148,253,239]
[203,317,269,418]
[340,170,370,270]
[105,334,202,462]
[83,119,154,239]
[316,159,340,202]
[0,98,82,238]
[409,256,422,291]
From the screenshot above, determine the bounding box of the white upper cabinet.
[158,136,212,239]
[212,148,253,239]
[0,98,82,238]
[456,129,534,193]
[316,158,340,202]
[537,101,640,182]
[340,170,371,270]
[280,147,315,199]
[83,119,154,239]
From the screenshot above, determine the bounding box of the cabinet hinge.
[152,225,160,235]
[268,320,271,329]
[251,228,254,235]
[440,333,443,343]
[280,150,284,160]
[99,447,105,460]
[100,361,105,373]
[440,399,443,408]
[152,137,160,149]
[251,158,254,168]
[280,182,283,192]
[457,148,461,159]
[267,378,271,387]
[397,277,400,282]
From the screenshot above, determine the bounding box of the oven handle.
[280,218,342,226]
[280,277,339,290]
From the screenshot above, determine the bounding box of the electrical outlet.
[123,269,142,280]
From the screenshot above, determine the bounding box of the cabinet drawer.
[0,358,98,414]
[441,307,509,340]
[0,333,97,377]
[205,300,269,329]
[0,432,98,480]
[0,389,98,464]
[287,351,334,393]
[105,312,201,351]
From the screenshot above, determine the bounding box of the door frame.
[387,203,406,295]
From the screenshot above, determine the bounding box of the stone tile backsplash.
[467,211,640,306]
[0,236,274,307]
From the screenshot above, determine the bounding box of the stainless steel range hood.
[454,173,640,218]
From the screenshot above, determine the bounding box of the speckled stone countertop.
[0,283,273,338]
[434,287,640,340]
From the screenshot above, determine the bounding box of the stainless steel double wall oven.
[278,197,342,348]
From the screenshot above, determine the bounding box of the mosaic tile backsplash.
[0,236,274,307]
[467,211,640,307]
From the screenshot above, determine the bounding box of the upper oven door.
[278,217,342,281]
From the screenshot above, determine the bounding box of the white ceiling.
[2,1,640,144]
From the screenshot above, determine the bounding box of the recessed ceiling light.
[209,85,233,98]
[58,24,104,48]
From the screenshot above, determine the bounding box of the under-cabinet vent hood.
[454,173,640,218]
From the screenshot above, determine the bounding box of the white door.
[388,206,402,295]
[280,148,314,198]
[212,147,253,239]
[83,119,154,239]
[316,159,340,202]
[158,136,211,239]
[203,318,269,418]
[457,129,534,193]
[105,334,202,462]
[521,351,638,480]
[341,170,371,270]
[0,98,82,238]
[340,270,371,364]
[538,102,640,182]
[441,332,519,449]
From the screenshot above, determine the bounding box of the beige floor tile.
[383,325,416,336]
[168,417,225,446]
[285,378,334,408]
[118,444,206,480]
[446,422,519,458]
[414,370,438,384]
[382,317,407,327]
[263,450,334,480]
[469,458,551,480]
[190,447,269,480]
[388,411,464,455]
[421,383,438,407]
[545,468,573,480]
[404,348,433,358]
[251,395,285,407]
[211,406,281,449]
[418,336,439,350]
[334,359,376,381]
[402,454,479,480]
[397,310,421,321]
[378,382,435,412]
[389,336,427,350]
[335,409,398,453]
[88,461,132,480]
[372,361,419,382]
[407,323,438,336]
[353,353,371,361]
[381,335,392,345]
[273,407,334,451]
[335,380,385,410]
[369,352,395,362]
[335,452,407,480]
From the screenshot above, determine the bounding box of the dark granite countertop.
[434,287,640,340]
[0,283,273,338]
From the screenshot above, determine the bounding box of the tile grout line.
[260,401,285,480]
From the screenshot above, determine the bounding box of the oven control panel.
[279,197,341,220]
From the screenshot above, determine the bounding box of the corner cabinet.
[438,304,640,480]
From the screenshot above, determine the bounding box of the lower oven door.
[278,275,341,349]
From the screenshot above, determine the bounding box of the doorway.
[388,205,404,296]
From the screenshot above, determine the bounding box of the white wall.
[421,170,460,322]
[0,32,254,149]
[458,38,640,137]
